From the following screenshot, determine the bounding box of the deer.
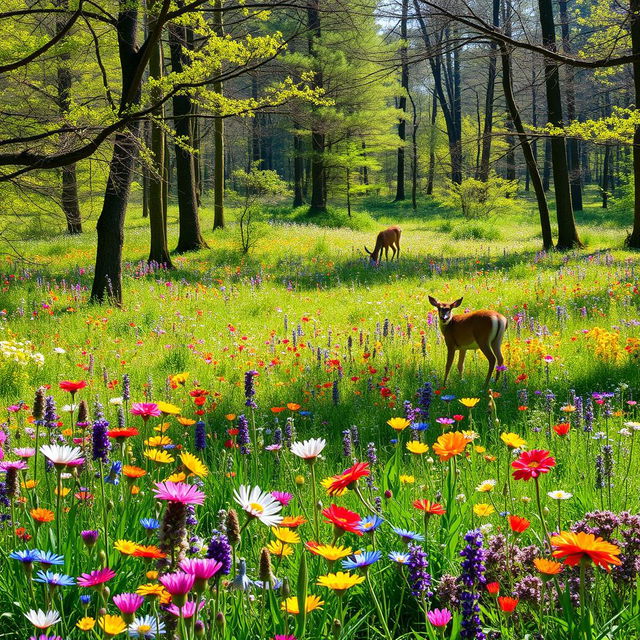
[428,296,508,388]
[364,226,401,264]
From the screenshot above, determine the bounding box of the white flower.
[24,609,61,629]
[479,523,493,535]
[61,404,78,413]
[547,490,573,500]
[290,438,326,460]
[624,421,640,431]
[475,479,496,493]
[128,615,165,638]
[53,347,66,354]
[109,397,124,406]
[39,444,83,466]
[233,485,283,527]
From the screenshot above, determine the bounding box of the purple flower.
[81,530,99,547]
[244,370,258,409]
[342,430,352,457]
[206,531,232,575]
[113,592,144,614]
[237,414,251,455]
[407,544,432,598]
[458,529,486,640]
[194,421,206,451]
[92,419,110,463]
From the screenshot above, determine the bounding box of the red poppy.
[498,597,519,613]
[271,407,286,413]
[486,582,500,595]
[453,414,464,421]
[553,423,570,436]
[59,380,87,394]
[511,449,556,481]
[412,500,446,515]
[325,462,370,496]
[508,515,531,534]
[515,374,528,383]
[189,389,209,398]
[518,405,528,411]
[107,428,139,441]
[321,504,363,536]
[193,397,207,407]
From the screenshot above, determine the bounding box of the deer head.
[428,296,463,325]
[364,246,378,263]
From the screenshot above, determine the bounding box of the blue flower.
[80,595,91,606]
[140,518,160,530]
[357,515,384,533]
[252,577,283,590]
[229,558,252,591]
[441,394,456,402]
[392,527,424,543]
[105,460,122,485]
[34,550,64,566]
[299,411,312,417]
[9,549,40,563]
[34,570,75,587]
[411,422,430,432]
[341,550,382,571]
[388,551,410,564]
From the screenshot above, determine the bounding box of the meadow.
[2,192,640,640]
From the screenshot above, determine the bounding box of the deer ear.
[452,297,463,308]
[428,296,438,307]
[364,246,371,255]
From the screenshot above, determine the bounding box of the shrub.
[438,174,520,220]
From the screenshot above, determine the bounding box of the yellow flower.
[473,503,495,517]
[54,486,71,497]
[317,571,365,592]
[475,479,496,493]
[295,474,305,486]
[459,397,480,408]
[312,544,353,562]
[143,449,174,464]
[146,570,159,580]
[474,446,486,454]
[154,422,171,433]
[156,401,181,416]
[144,436,173,447]
[432,431,469,461]
[21,480,38,489]
[272,527,301,544]
[281,594,324,614]
[136,583,170,603]
[165,472,187,483]
[180,452,209,478]
[387,417,411,431]
[98,615,127,637]
[500,432,527,449]
[170,372,189,386]
[114,539,140,556]
[399,474,415,484]
[266,540,293,557]
[76,617,96,631]
[406,441,429,455]
[177,417,196,426]
[321,476,346,496]
[462,430,479,441]
[560,405,576,413]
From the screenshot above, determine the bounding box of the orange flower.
[280,515,307,528]
[133,545,167,560]
[553,423,570,437]
[324,462,370,496]
[287,403,301,411]
[534,557,563,576]
[122,465,146,479]
[508,515,530,534]
[177,417,196,426]
[412,500,446,515]
[432,431,469,462]
[30,508,54,523]
[550,531,622,571]
[498,596,518,613]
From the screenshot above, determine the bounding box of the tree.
[394,0,409,201]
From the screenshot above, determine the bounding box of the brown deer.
[428,296,508,388]
[364,226,401,264]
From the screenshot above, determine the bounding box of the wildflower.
[407,544,432,598]
[357,514,384,533]
[156,401,180,416]
[179,558,223,589]
[158,572,194,605]
[114,540,139,556]
[548,490,573,500]
[322,504,363,536]
[387,417,410,431]
[206,531,232,574]
[127,615,165,639]
[427,608,452,627]
[39,444,83,467]
[550,531,622,571]
[280,595,324,614]
[498,596,519,614]
[317,571,364,594]
[135,584,170,603]
[233,485,283,527]
[130,403,161,420]
[341,550,381,571]
[324,461,370,495]
[81,530,99,547]
[406,441,429,454]
[153,481,206,505]
[77,567,116,588]
[534,558,563,576]
[34,571,75,587]
[35,551,64,567]
[179,452,208,478]
[267,540,293,557]
[413,500,446,515]
[475,479,496,493]
[143,449,174,464]
[31,508,54,523]
[24,610,61,629]
[473,503,495,517]
[389,551,410,564]
[486,581,500,594]
[272,527,301,544]
[271,491,293,506]
[432,431,469,462]
[458,529,486,640]
[400,474,415,484]
[132,545,166,560]
[140,518,159,530]
[98,615,127,637]
[459,398,480,408]
[500,432,526,449]
[312,544,353,562]
[553,423,570,436]
[76,617,96,631]
[512,449,556,481]
[123,466,146,479]
[59,380,87,395]
[290,438,326,460]
[165,599,205,618]
[392,527,424,543]
[112,593,144,618]
[508,515,530,533]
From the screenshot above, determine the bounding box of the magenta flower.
[77,567,115,588]
[130,403,161,420]
[273,636,296,640]
[13,448,35,459]
[153,481,206,505]
[427,608,452,628]
[159,571,195,595]
[166,599,205,618]
[179,558,223,581]
[113,593,144,614]
[0,460,28,471]
[271,491,293,506]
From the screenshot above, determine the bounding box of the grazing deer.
[364,226,401,264]
[428,296,508,388]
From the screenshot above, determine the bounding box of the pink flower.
[0,460,28,471]
[179,558,223,581]
[153,481,206,505]
[427,608,452,627]
[166,599,205,618]
[271,491,293,506]
[130,403,161,420]
[77,567,116,588]
[159,571,195,595]
[113,593,144,614]
[13,448,35,459]
[273,637,297,640]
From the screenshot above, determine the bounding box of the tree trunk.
[627,0,640,247]
[212,0,225,230]
[169,20,208,253]
[478,0,499,182]
[538,0,581,249]
[602,144,611,208]
[56,0,82,234]
[426,89,437,195]
[500,43,553,250]
[293,126,305,207]
[394,0,408,201]
[409,89,419,211]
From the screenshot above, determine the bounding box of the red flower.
[508,515,531,534]
[486,582,500,595]
[59,380,88,394]
[452,414,464,422]
[325,462,370,496]
[511,449,556,481]
[107,428,139,440]
[412,500,446,515]
[553,423,570,436]
[498,597,519,613]
[321,504,363,536]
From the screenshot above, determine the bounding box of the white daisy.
[233,485,283,527]
[290,438,326,460]
[547,490,573,500]
[24,609,61,629]
[39,444,83,466]
[61,404,78,413]
[110,397,124,406]
[128,615,165,638]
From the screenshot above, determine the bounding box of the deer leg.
[395,242,400,260]
[443,348,455,386]
[391,245,397,260]
[478,342,497,388]
[384,246,389,261]
[491,321,506,382]
[457,350,466,377]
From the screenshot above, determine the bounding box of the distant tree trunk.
[503,1,516,181]
[394,0,408,201]
[362,141,369,186]
[212,0,225,230]
[427,89,437,195]
[169,20,208,253]
[478,0,499,182]
[308,0,326,212]
[538,0,581,249]
[147,6,172,266]
[542,137,551,191]
[627,0,640,247]
[251,75,261,164]
[500,43,553,250]
[56,0,82,234]
[408,88,419,210]
[558,0,582,210]
[293,126,305,207]
[602,145,611,208]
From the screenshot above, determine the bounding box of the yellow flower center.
[138,625,151,633]
[249,502,264,514]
